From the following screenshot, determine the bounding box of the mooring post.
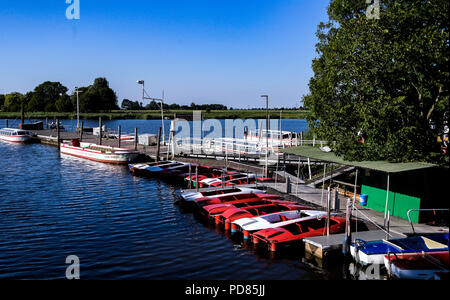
[5,119,8,128]
[80,121,84,142]
[334,188,340,211]
[386,210,391,240]
[326,186,331,236]
[20,101,24,126]
[321,163,327,207]
[45,117,48,129]
[56,118,60,150]
[307,157,312,180]
[118,125,121,148]
[342,198,352,258]
[221,170,225,188]
[99,117,102,145]
[188,164,192,189]
[195,166,199,192]
[134,128,138,151]
[285,175,291,194]
[156,127,162,162]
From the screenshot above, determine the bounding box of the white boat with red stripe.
[0,128,33,143]
[60,139,139,164]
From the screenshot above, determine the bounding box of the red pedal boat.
[251,216,347,252]
[194,192,281,208]
[200,199,297,220]
[184,168,238,187]
[215,203,312,231]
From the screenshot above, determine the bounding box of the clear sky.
[0,0,330,108]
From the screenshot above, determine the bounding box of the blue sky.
[0,0,330,108]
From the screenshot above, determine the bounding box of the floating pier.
[303,230,405,263]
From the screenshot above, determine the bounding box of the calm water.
[0,119,347,280]
[3,118,309,140]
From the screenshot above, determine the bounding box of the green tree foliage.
[3,92,24,112]
[0,94,5,110]
[303,0,449,163]
[55,94,74,112]
[27,81,69,112]
[121,99,143,110]
[76,78,119,112]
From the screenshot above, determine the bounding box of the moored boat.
[199,173,274,188]
[60,139,139,164]
[0,128,33,143]
[201,199,298,221]
[179,186,265,202]
[217,203,313,232]
[351,233,449,265]
[194,192,282,208]
[129,161,187,177]
[384,250,449,280]
[251,215,347,252]
[232,209,328,239]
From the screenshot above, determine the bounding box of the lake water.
[0,119,354,280]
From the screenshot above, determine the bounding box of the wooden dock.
[303,230,405,264]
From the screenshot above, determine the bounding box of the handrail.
[407,208,449,235]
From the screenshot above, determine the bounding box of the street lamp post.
[74,87,83,130]
[261,95,269,178]
[137,80,166,145]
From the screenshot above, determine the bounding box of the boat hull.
[60,144,138,164]
[384,251,449,280]
[351,234,449,265]
[0,135,32,143]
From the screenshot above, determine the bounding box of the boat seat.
[421,237,448,250]
[280,215,287,222]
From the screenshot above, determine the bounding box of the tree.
[55,94,74,112]
[3,92,24,112]
[0,94,5,111]
[27,81,69,112]
[303,0,449,163]
[76,78,119,112]
[121,99,143,110]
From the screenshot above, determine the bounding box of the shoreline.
[0,109,309,121]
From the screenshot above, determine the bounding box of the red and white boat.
[384,250,449,280]
[60,139,139,164]
[0,128,33,143]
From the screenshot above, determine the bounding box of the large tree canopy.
[303,0,449,164]
[27,81,69,112]
[76,77,119,113]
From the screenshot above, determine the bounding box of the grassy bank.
[0,109,309,120]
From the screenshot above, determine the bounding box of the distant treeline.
[0,78,119,113]
[0,78,304,114]
[121,100,229,111]
[121,99,306,111]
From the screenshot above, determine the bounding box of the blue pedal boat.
[350,233,449,265]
